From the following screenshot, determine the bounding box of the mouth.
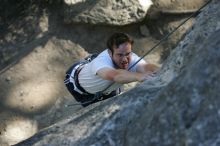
[121,62,128,68]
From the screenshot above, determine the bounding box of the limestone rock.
[127,20,220,146]
[63,0,153,25]
[16,0,220,146]
[152,0,209,14]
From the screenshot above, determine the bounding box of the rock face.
[152,0,208,13]
[146,0,211,61]
[16,0,220,146]
[63,0,153,25]
[128,30,220,146]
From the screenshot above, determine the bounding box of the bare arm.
[96,68,149,84]
[136,63,160,74]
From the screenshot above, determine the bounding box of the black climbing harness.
[65,0,212,107]
[64,53,121,107]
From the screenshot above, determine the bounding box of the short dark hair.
[107,32,134,53]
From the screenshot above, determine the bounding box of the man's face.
[111,42,132,69]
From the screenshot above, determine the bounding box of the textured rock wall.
[16,0,220,146]
[0,0,213,145]
[63,0,153,25]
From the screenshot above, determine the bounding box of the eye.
[126,52,131,56]
[117,52,132,57]
[119,54,123,57]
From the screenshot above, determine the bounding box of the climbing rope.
[128,0,212,71]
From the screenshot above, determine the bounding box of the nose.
[121,55,128,61]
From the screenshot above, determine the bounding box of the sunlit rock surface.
[63,0,153,25]
[16,0,220,146]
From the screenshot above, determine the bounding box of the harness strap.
[64,62,90,95]
[74,65,93,95]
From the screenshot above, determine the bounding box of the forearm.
[112,69,144,84]
[137,63,160,74]
[97,68,150,84]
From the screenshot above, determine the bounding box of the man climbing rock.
[64,32,159,106]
